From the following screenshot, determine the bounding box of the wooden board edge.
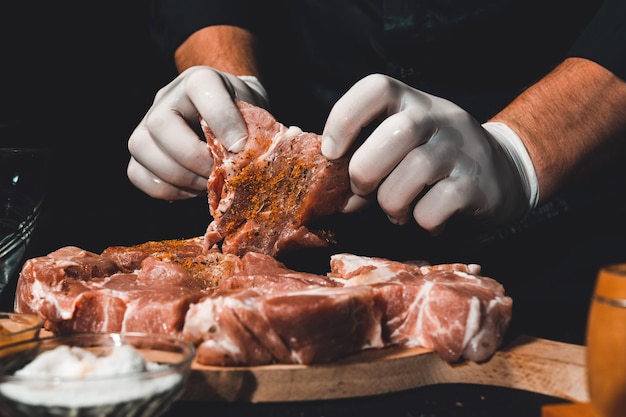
[183,336,589,403]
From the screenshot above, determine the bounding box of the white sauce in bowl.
[0,344,182,408]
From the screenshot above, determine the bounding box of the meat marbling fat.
[14,102,513,366]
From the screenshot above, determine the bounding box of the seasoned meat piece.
[202,101,351,257]
[14,244,232,336]
[102,237,206,272]
[102,237,241,289]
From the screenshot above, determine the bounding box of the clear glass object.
[0,312,42,351]
[0,147,49,295]
[0,332,195,417]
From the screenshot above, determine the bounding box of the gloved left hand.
[321,74,538,235]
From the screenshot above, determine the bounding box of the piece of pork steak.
[329,253,512,362]
[185,285,384,366]
[101,237,241,289]
[202,101,350,257]
[14,239,239,336]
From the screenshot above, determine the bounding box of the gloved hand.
[127,66,269,200]
[321,74,538,235]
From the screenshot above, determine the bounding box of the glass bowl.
[0,332,195,417]
[1,147,49,295]
[0,312,42,351]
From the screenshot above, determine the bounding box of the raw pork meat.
[219,251,340,293]
[202,101,351,257]
[101,237,241,289]
[184,285,383,366]
[14,240,237,335]
[329,254,512,362]
[15,241,512,365]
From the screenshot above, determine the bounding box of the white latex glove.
[127,66,269,200]
[321,74,538,235]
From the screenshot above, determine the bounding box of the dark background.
[2,0,209,254]
[1,2,624,415]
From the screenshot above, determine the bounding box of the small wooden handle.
[541,403,593,417]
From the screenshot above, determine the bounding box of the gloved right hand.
[127,66,269,200]
[321,74,538,235]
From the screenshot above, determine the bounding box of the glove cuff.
[237,75,270,107]
[482,122,539,210]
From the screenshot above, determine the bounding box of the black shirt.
[149,0,623,132]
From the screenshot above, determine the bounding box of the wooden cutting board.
[184,335,588,403]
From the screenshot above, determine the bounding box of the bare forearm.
[174,25,260,77]
[490,57,626,204]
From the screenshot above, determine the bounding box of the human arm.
[173,25,259,75]
[490,57,626,205]
[127,25,267,200]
